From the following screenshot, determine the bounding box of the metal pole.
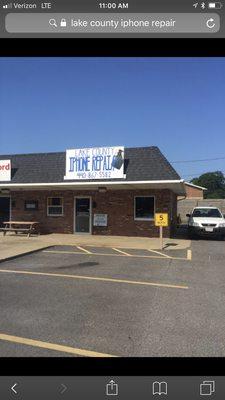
[160,225,163,250]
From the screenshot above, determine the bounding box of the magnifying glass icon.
[49,18,57,28]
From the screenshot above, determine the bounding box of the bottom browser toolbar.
[0,376,223,399]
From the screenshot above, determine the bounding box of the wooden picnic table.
[1,221,40,237]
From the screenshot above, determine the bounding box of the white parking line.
[187,249,192,260]
[76,246,92,254]
[0,333,117,357]
[0,268,189,290]
[148,249,172,258]
[112,248,132,256]
[43,249,190,261]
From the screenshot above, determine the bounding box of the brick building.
[184,182,207,199]
[0,146,185,237]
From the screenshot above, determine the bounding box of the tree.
[191,171,225,199]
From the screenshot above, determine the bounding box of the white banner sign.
[0,160,11,181]
[94,214,108,227]
[64,146,125,180]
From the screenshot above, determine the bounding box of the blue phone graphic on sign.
[111,149,124,170]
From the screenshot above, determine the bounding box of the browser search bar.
[5,13,220,34]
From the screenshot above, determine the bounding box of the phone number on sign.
[76,171,112,179]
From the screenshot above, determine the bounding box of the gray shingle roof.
[0,146,180,184]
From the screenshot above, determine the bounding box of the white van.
[187,207,225,239]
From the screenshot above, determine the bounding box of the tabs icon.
[200,381,215,396]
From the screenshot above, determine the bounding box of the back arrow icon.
[60,384,67,394]
[11,383,18,394]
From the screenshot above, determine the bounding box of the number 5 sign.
[154,213,169,250]
[155,213,169,227]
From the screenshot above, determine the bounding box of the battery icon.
[208,2,223,8]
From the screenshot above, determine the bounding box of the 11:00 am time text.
[99,2,129,9]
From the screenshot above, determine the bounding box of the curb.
[0,246,53,264]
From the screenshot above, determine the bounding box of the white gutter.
[185,181,207,191]
[0,179,184,187]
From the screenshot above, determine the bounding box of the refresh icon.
[206,18,216,28]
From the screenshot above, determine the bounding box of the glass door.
[75,197,91,233]
[0,197,10,227]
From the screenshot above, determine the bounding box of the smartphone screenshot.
[0,0,225,398]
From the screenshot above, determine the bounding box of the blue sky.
[0,57,225,180]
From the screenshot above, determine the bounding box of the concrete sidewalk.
[0,233,191,262]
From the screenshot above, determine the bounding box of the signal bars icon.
[3,3,12,8]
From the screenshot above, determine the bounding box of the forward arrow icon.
[60,384,67,394]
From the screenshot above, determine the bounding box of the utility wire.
[171,156,225,164]
[182,171,225,176]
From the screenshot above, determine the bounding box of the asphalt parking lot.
[0,240,225,357]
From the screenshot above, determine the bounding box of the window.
[192,208,222,218]
[134,196,154,220]
[47,197,63,216]
[24,200,38,211]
